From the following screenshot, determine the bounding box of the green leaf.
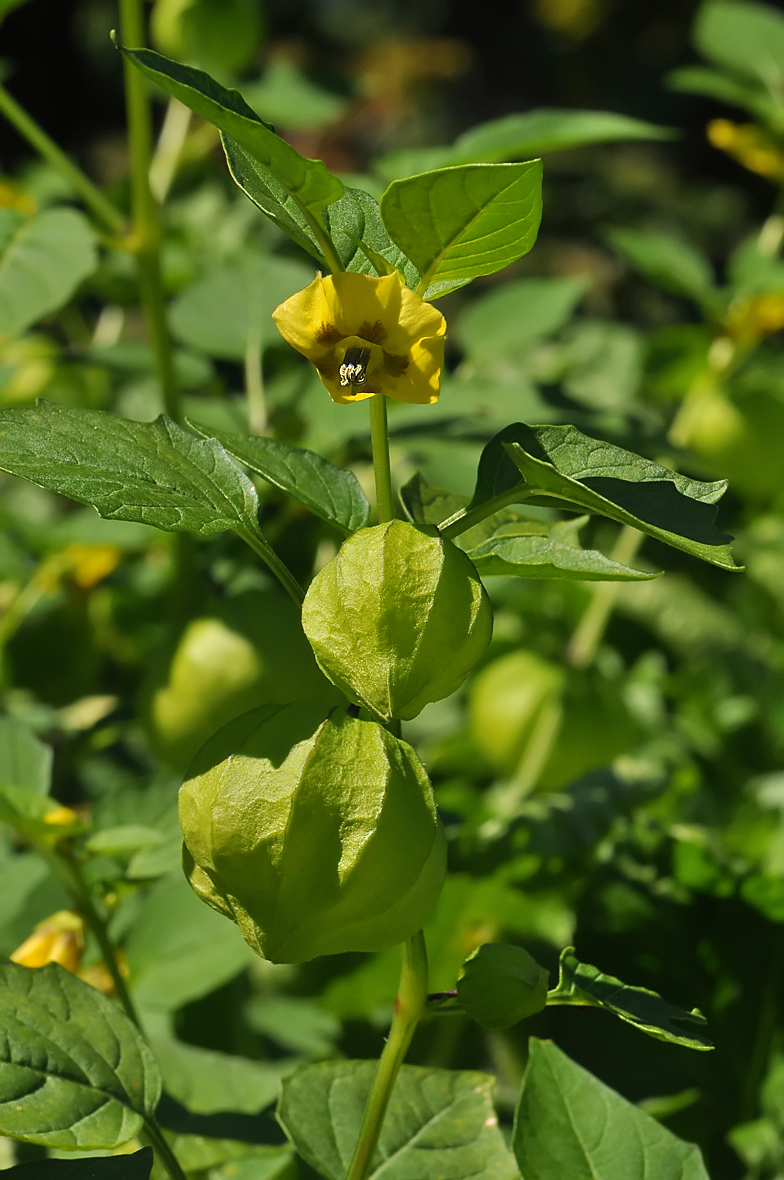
[0,961,160,1149]
[606,228,719,309]
[0,715,51,795]
[0,402,262,541]
[513,1040,710,1180]
[0,208,97,338]
[694,0,784,98]
[245,995,341,1057]
[188,421,370,534]
[466,518,660,582]
[85,825,166,857]
[548,948,713,1051]
[323,187,421,287]
[116,45,343,217]
[667,65,777,124]
[455,276,591,362]
[124,873,255,1010]
[376,108,675,182]
[278,1060,518,1180]
[379,162,543,299]
[399,472,467,529]
[242,59,350,132]
[149,1033,293,1115]
[453,423,740,572]
[169,253,315,362]
[4,1147,154,1179]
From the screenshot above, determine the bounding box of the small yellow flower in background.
[43,804,79,826]
[11,910,85,974]
[272,271,446,405]
[707,119,784,184]
[726,292,784,342]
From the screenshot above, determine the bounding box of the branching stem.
[345,931,428,1180]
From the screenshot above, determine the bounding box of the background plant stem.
[0,83,126,235]
[369,395,395,523]
[118,0,181,424]
[142,1120,189,1180]
[345,930,428,1180]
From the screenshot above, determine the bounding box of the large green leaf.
[466,517,660,582]
[513,1040,710,1180]
[278,1060,517,1180]
[547,948,713,1050]
[4,1148,153,1179]
[0,961,160,1150]
[0,715,51,795]
[379,162,542,299]
[376,108,674,182]
[169,253,315,361]
[189,421,370,534]
[0,402,262,541]
[124,873,255,1010]
[117,46,343,216]
[606,228,720,310]
[0,208,97,338]
[667,65,776,124]
[446,423,740,572]
[694,0,784,97]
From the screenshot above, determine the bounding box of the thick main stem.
[370,395,395,524]
[0,84,126,235]
[119,0,181,423]
[346,931,428,1180]
[142,1121,189,1180]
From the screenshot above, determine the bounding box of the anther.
[339,346,371,388]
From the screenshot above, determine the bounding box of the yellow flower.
[11,911,85,974]
[272,271,447,405]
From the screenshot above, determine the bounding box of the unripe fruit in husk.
[457,943,549,1029]
[469,650,565,775]
[146,589,341,769]
[301,521,493,722]
[179,703,446,963]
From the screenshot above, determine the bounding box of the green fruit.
[302,521,493,722]
[457,943,549,1029]
[151,0,263,76]
[179,703,446,963]
[469,650,565,775]
[147,589,341,769]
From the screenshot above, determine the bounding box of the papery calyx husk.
[301,520,493,722]
[178,702,446,964]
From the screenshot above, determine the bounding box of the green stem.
[39,846,140,1029]
[439,485,532,540]
[346,931,428,1180]
[245,319,267,435]
[235,525,305,606]
[142,1120,189,1180]
[149,97,191,203]
[563,525,642,669]
[301,206,344,274]
[369,395,395,524]
[0,83,126,235]
[119,0,181,423]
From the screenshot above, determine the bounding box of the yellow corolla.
[272,271,447,405]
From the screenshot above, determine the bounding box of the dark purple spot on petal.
[316,322,345,345]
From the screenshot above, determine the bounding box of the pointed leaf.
[466,519,660,582]
[399,472,466,528]
[456,275,590,361]
[0,401,262,541]
[278,1060,517,1180]
[117,46,343,216]
[548,948,713,1051]
[0,961,160,1150]
[513,1040,710,1180]
[667,66,776,123]
[4,1147,154,1179]
[376,108,675,182]
[452,423,740,571]
[695,0,784,95]
[379,161,542,299]
[188,420,370,534]
[0,208,97,338]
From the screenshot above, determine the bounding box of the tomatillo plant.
[0,15,749,1180]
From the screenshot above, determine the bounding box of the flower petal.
[272,273,330,360]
